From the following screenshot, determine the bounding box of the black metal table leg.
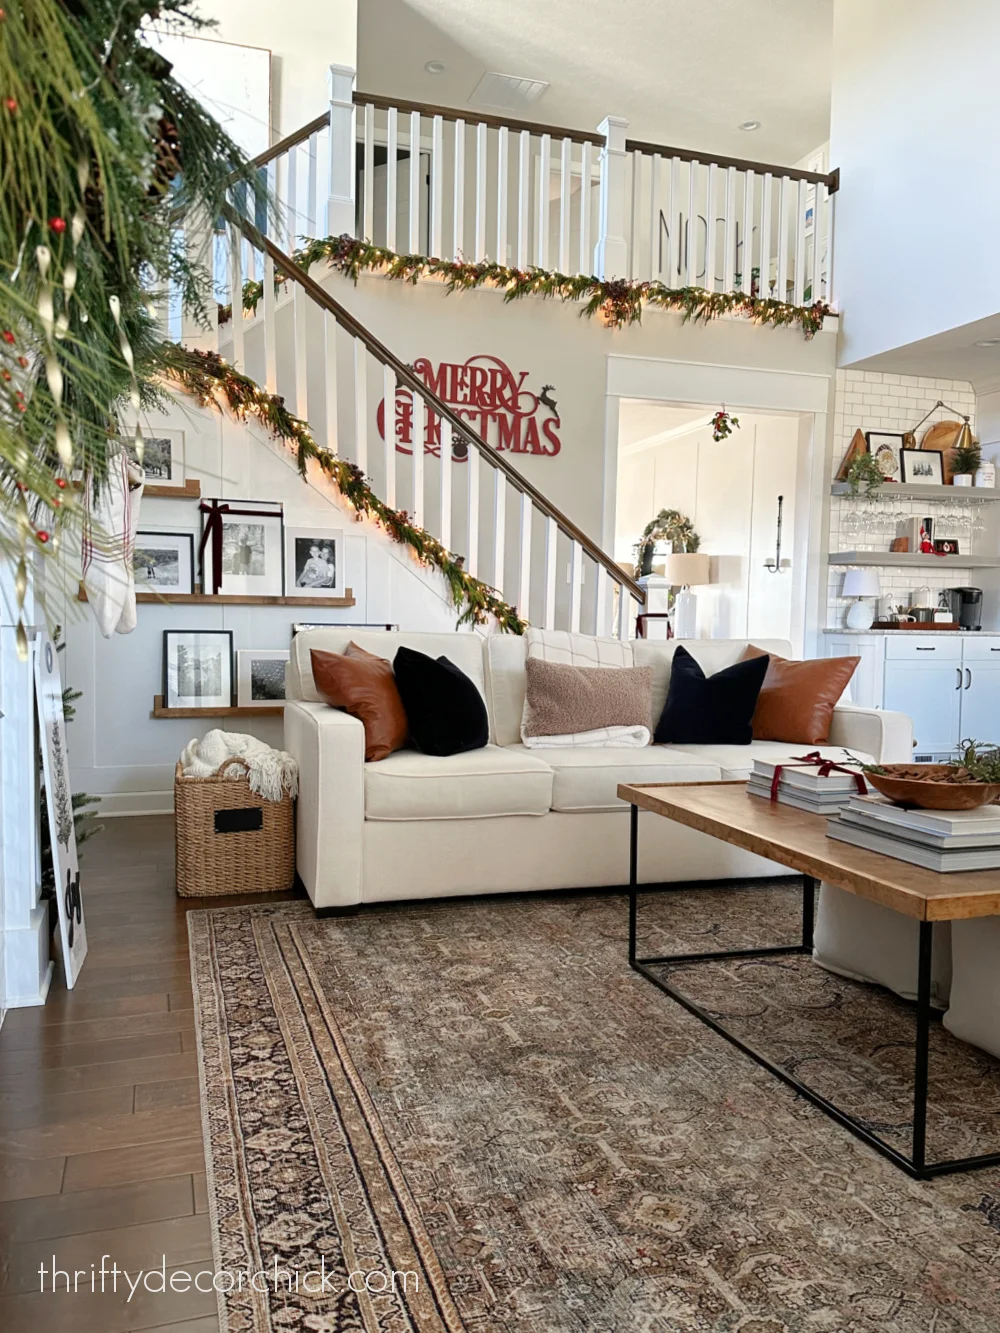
[912,920,933,1174]
[628,804,638,966]
[801,875,816,952]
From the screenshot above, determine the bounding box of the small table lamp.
[662,552,711,639]
[842,568,880,630]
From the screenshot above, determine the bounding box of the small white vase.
[975,462,996,488]
[953,473,974,487]
[845,598,875,630]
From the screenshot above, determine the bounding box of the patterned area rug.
[189,886,1000,1333]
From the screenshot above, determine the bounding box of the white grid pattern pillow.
[524,628,634,668]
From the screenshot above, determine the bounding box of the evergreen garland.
[220,234,835,338]
[162,345,526,634]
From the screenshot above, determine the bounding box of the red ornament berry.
[4,97,16,113]
[35,530,50,544]
[48,217,67,234]
[17,355,27,367]
[1,370,10,382]
[52,498,62,508]
[55,477,67,489]
[16,401,26,412]
[1,330,14,344]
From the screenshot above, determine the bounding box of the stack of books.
[827,794,1000,872]
[747,759,867,815]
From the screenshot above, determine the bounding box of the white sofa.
[283,629,912,912]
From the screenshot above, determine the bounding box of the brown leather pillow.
[310,642,408,761]
[741,646,860,745]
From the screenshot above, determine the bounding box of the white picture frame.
[34,630,88,988]
[284,525,345,597]
[135,530,195,594]
[201,500,285,597]
[237,649,289,708]
[164,630,234,709]
[125,430,186,487]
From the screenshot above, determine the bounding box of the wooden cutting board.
[921,420,963,483]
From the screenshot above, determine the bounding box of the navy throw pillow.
[393,646,489,756]
[654,645,769,746]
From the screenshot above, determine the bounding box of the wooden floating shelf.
[831,481,1000,502]
[829,552,1000,569]
[144,479,202,499]
[152,694,283,719]
[77,582,355,607]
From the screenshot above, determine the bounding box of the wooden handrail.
[250,112,332,170]
[222,206,645,604]
[624,137,839,192]
[353,91,603,147]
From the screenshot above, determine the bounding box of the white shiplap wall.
[827,369,977,626]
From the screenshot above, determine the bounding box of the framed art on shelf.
[237,649,290,707]
[900,448,945,486]
[135,531,195,594]
[200,499,284,597]
[934,538,961,556]
[865,431,907,483]
[291,622,398,635]
[284,526,344,597]
[163,630,234,709]
[124,430,185,486]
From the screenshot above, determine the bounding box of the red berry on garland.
[1,370,9,381]
[2,330,14,344]
[35,530,50,544]
[4,97,16,113]
[48,217,67,234]
[17,355,27,366]
[55,477,67,489]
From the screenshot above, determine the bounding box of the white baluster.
[536,134,551,268]
[412,399,425,526]
[475,122,488,261]
[793,178,806,305]
[617,585,631,641]
[776,176,789,302]
[466,444,480,578]
[382,363,396,508]
[723,166,736,293]
[327,64,356,236]
[408,110,421,252]
[493,469,506,595]
[594,116,629,279]
[293,283,308,420]
[558,137,571,272]
[228,225,245,372]
[704,163,717,292]
[324,311,338,454]
[362,102,375,240]
[760,172,773,297]
[385,106,398,251]
[430,115,444,256]
[578,140,592,275]
[496,125,509,265]
[286,149,298,248]
[543,519,558,628]
[517,130,530,268]
[453,118,465,260]
[306,133,318,236]
[569,540,582,632]
[353,339,368,474]
[518,491,532,618]
[811,183,824,303]
[741,169,755,291]
[668,156,681,282]
[263,252,277,393]
[594,564,609,637]
[629,148,641,279]
[438,418,453,550]
[685,159,699,286]
[648,152,661,280]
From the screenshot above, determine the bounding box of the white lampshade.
[841,568,880,598]
[662,553,711,587]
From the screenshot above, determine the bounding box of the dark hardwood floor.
[0,814,302,1332]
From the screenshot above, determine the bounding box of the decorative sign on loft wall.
[377,354,562,459]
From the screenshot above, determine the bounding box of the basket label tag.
[215,807,264,834]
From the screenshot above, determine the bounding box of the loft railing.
[208,209,644,636]
[243,65,838,304]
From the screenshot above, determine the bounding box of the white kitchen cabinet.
[956,644,1000,746]
[883,657,963,756]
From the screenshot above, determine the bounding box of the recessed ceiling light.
[738,119,761,131]
[424,60,446,75]
[975,337,1000,347]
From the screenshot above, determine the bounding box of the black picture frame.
[134,530,195,594]
[900,448,945,486]
[864,431,908,483]
[162,629,235,709]
[934,538,961,556]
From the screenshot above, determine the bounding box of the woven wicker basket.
[174,758,295,897]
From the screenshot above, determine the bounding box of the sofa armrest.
[283,701,364,910]
[828,705,913,765]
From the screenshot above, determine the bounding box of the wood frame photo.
[237,649,290,708]
[900,448,945,486]
[284,526,345,598]
[865,431,908,483]
[135,530,195,594]
[163,629,234,709]
[200,499,284,597]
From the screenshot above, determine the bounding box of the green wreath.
[634,510,701,576]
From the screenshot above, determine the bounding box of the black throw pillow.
[393,646,489,756]
[654,645,769,746]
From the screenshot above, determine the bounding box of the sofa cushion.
[504,743,721,813]
[654,646,770,746]
[393,647,489,756]
[633,638,793,734]
[289,628,487,709]
[663,739,876,782]
[310,644,408,762]
[742,646,860,744]
[522,657,654,739]
[364,745,554,821]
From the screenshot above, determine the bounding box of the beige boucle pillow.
[522,657,653,738]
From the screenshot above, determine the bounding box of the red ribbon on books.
[770,751,867,802]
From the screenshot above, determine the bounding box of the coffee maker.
[945,587,983,631]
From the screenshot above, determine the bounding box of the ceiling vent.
[468,71,549,113]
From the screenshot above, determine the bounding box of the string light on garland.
[219,233,834,340]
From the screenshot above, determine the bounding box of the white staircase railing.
[213,213,645,637]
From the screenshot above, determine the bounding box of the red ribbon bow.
[198,500,276,595]
[770,751,867,802]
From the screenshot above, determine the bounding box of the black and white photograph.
[237,649,290,707]
[864,431,907,483]
[163,630,234,708]
[123,429,185,486]
[201,499,284,596]
[900,447,945,486]
[291,622,397,635]
[134,531,195,593]
[284,525,344,597]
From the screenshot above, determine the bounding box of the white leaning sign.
[34,629,87,987]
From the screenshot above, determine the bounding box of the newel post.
[594,115,629,279]
[327,64,357,237]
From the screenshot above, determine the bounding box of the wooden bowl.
[865,764,1000,810]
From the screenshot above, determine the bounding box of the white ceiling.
[846,312,1000,396]
[358,0,833,166]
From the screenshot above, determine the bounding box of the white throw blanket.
[180,730,299,801]
[522,725,651,749]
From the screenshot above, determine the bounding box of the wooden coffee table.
[617,780,1000,1180]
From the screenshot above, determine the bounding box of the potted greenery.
[845,452,884,497]
[951,435,982,487]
